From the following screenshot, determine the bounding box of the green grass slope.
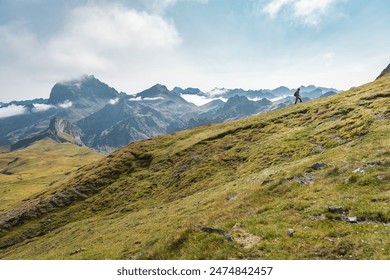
[0,74,389,260]
[0,139,103,215]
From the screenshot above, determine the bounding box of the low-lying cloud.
[59,101,73,109]
[0,105,27,119]
[109,98,119,105]
[32,103,54,112]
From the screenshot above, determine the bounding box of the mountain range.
[0,63,389,259]
[0,76,338,153]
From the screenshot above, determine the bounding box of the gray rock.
[200,227,234,242]
[352,168,365,173]
[328,206,343,214]
[287,228,294,237]
[348,217,358,224]
[310,162,327,170]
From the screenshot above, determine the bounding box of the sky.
[0,0,389,102]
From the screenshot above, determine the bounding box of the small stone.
[352,168,365,173]
[348,217,358,224]
[328,206,343,214]
[261,180,273,186]
[287,228,294,237]
[310,162,327,171]
[227,193,237,200]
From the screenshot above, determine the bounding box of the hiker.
[293,88,302,104]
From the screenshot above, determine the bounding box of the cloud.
[129,96,164,101]
[180,94,214,106]
[108,98,119,105]
[0,3,184,101]
[32,103,54,112]
[262,0,338,25]
[262,0,292,18]
[58,101,73,109]
[206,88,229,97]
[47,4,181,71]
[137,0,208,14]
[0,105,27,119]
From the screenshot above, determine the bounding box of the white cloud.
[58,100,73,109]
[206,88,229,97]
[138,0,208,14]
[180,94,212,106]
[109,98,119,105]
[0,105,27,119]
[32,103,54,112]
[129,96,164,101]
[263,0,292,18]
[47,4,181,72]
[0,3,184,101]
[263,0,338,25]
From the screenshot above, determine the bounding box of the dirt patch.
[231,223,261,249]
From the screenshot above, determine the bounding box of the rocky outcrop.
[10,117,84,150]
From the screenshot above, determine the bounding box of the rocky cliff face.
[48,117,83,143]
[10,117,84,150]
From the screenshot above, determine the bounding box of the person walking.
[293,88,302,104]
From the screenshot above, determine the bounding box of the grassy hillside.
[0,74,389,260]
[0,139,103,215]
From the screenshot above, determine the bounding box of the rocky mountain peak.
[48,75,118,105]
[173,87,204,96]
[135,84,178,99]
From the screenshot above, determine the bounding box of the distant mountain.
[135,84,177,99]
[78,84,199,153]
[0,76,120,148]
[300,88,323,99]
[0,76,341,153]
[173,87,205,96]
[0,98,48,108]
[205,88,276,100]
[48,75,118,105]
[188,95,272,128]
[48,75,120,122]
[270,86,293,96]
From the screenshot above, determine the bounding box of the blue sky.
[0,0,389,101]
